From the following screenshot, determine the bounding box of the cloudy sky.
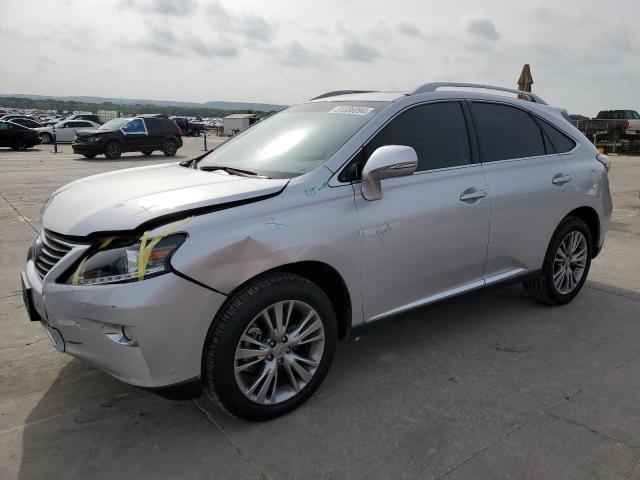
[0,0,638,115]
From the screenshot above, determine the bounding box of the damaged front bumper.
[22,245,227,388]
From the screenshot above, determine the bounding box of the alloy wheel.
[234,300,325,405]
[552,231,588,294]
[164,142,177,155]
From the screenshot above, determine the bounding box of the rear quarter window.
[162,120,180,134]
[538,119,576,153]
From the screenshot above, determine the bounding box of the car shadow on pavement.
[16,281,640,479]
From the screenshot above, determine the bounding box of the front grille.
[33,230,78,279]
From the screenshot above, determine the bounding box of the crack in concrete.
[0,293,22,300]
[585,284,640,303]
[191,398,272,479]
[434,417,535,479]
[0,192,38,233]
[437,351,640,477]
[549,412,640,450]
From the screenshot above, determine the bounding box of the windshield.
[198,101,388,177]
[98,118,129,131]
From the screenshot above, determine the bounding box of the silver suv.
[21,83,612,420]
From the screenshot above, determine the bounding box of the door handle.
[552,174,572,185]
[459,190,487,202]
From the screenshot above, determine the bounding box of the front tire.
[162,139,178,156]
[203,272,337,421]
[524,217,592,305]
[104,141,122,159]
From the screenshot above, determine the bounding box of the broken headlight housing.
[66,234,186,285]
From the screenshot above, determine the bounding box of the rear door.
[469,101,578,281]
[354,101,491,321]
[143,118,165,149]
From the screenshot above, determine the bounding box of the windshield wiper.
[199,165,271,179]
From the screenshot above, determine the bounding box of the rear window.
[538,119,576,153]
[470,102,545,162]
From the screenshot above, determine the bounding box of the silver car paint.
[42,162,288,236]
[26,88,612,388]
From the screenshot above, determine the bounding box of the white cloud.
[0,0,638,114]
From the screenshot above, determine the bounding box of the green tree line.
[0,96,276,119]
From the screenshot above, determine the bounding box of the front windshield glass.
[98,118,129,131]
[198,101,389,177]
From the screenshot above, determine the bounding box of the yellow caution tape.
[71,236,117,285]
[71,257,89,286]
[136,216,193,281]
[70,218,192,285]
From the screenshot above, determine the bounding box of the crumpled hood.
[42,163,288,236]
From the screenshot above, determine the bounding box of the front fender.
[169,179,363,326]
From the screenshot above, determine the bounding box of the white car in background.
[36,120,101,144]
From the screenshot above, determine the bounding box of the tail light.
[596,153,610,172]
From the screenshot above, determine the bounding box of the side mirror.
[361,145,418,200]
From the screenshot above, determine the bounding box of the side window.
[538,119,576,153]
[470,103,546,162]
[76,121,92,127]
[0,123,9,131]
[67,121,81,128]
[145,118,163,134]
[122,119,145,133]
[364,102,471,173]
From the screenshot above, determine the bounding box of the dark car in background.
[0,121,41,150]
[172,116,205,136]
[72,115,183,159]
[0,114,38,122]
[9,118,43,129]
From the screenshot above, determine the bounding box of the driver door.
[353,101,491,321]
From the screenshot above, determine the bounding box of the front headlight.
[67,234,186,285]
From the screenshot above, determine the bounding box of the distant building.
[223,113,258,136]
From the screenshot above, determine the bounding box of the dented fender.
[169,170,364,328]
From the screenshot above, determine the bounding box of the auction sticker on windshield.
[328,106,375,115]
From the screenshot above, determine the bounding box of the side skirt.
[347,268,542,341]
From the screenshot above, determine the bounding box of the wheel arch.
[565,206,601,257]
[213,260,353,343]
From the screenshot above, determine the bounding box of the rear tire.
[162,139,178,156]
[203,272,337,421]
[524,217,592,305]
[104,141,122,159]
[11,138,27,150]
[40,133,52,145]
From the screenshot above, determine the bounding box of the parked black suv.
[0,121,41,150]
[72,116,183,159]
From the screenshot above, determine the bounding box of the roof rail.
[310,90,377,101]
[411,82,547,105]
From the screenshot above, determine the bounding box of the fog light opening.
[102,324,137,346]
[122,325,134,342]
